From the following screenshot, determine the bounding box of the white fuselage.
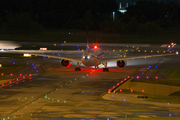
[81,48,104,66]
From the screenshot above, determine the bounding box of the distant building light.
[24,54,31,57]
[40,48,47,51]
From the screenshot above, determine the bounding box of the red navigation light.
[94,45,98,49]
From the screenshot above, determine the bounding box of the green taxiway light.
[48,98,50,100]
[51,91,53,93]
[31,114,32,116]
[31,96,33,98]
[75,79,76,80]
[56,88,58,90]
[25,97,27,99]
[64,101,66,103]
[21,115,23,117]
[14,116,16,118]
[70,81,72,82]
[18,98,20,100]
[52,99,53,101]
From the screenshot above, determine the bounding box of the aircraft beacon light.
[94,45,98,49]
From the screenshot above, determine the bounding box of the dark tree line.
[0,0,118,33]
[101,0,180,35]
[0,0,180,35]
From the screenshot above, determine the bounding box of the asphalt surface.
[0,43,179,120]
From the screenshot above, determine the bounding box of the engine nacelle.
[60,59,71,67]
[116,60,126,69]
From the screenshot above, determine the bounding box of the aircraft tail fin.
[86,26,89,52]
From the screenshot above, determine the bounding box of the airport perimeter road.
[0,44,180,120]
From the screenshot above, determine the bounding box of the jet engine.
[60,59,71,67]
[116,60,126,69]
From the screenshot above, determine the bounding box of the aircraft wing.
[101,53,176,63]
[4,50,82,63]
[30,53,82,63]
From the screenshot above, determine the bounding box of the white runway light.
[176,51,178,55]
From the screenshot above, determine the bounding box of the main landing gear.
[102,62,109,72]
[75,62,81,71]
[75,67,81,71]
[103,68,109,72]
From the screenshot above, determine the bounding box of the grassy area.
[148,95,180,104]
[0,29,179,44]
[117,117,180,120]
[0,64,26,79]
[164,69,180,79]
[131,79,180,86]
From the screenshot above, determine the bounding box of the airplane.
[19,44,174,72]
[3,30,176,72]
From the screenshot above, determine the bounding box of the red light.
[1,73,3,76]
[29,74,32,76]
[120,89,122,92]
[10,73,13,76]
[29,78,31,79]
[23,80,25,82]
[121,81,123,83]
[2,84,4,86]
[155,76,158,79]
[9,81,11,83]
[124,78,127,81]
[117,83,119,86]
[108,89,111,92]
[23,76,25,78]
[94,45,98,49]
[16,79,19,81]
[16,82,18,84]
[171,43,174,46]
[113,86,115,89]
[146,76,149,79]
[128,76,130,79]
[142,90,144,92]
[131,89,133,92]
[20,74,22,76]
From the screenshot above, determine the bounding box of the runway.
[0,43,180,120]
